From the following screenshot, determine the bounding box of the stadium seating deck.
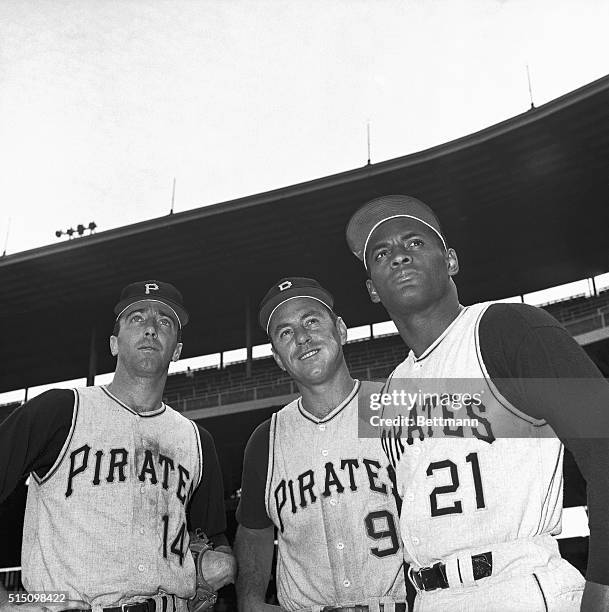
[1,291,608,416]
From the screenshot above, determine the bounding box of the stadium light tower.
[55,221,97,240]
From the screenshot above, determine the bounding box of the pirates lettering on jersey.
[65,444,195,505]
[399,395,494,443]
[273,456,390,532]
[380,389,495,470]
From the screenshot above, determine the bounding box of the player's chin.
[295,361,330,383]
[388,284,429,308]
[136,357,171,375]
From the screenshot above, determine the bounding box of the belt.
[66,594,174,612]
[409,552,493,591]
[322,604,407,612]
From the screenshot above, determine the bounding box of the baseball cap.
[259,277,334,335]
[345,194,447,269]
[114,280,189,328]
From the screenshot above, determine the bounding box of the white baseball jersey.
[21,386,202,609]
[381,303,568,574]
[265,380,407,612]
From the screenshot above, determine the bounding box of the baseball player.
[345,195,609,611]
[0,280,236,612]
[234,277,408,612]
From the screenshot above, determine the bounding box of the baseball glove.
[188,529,218,612]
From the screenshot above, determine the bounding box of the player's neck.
[393,293,462,358]
[298,364,355,420]
[107,369,168,413]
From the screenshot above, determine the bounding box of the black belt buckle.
[411,552,492,591]
[409,561,448,591]
[112,597,157,612]
[423,562,448,591]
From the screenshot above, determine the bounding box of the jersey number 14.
[162,514,187,564]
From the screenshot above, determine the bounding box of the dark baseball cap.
[346,194,447,269]
[259,277,334,335]
[114,280,189,328]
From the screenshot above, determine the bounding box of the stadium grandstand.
[2,73,609,601]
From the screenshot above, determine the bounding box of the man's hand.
[198,547,237,591]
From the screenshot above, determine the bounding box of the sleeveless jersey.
[265,380,407,612]
[381,303,564,571]
[21,385,203,609]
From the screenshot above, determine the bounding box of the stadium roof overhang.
[2,74,609,392]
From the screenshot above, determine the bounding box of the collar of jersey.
[101,385,167,417]
[297,379,360,424]
[410,305,469,363]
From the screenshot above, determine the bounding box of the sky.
[1,0,609,400]
[1,0,609,257]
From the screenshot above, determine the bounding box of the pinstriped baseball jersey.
[265,380,407,612]
[381,303,565,571]
[21,385,202,609]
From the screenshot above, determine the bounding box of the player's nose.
[143,317,158,337]
[390,246,412,268]
[294,326,311,345]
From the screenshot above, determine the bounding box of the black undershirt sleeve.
[235,418,273,529]
[0,389,74,504]
[187,424,228,547]
[479,303,609,585]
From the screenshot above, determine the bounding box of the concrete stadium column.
[87,326,97,386]
[246,295,253,378]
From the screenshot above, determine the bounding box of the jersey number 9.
[364,509,400,557]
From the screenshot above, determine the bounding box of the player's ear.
[109,335,118,357]
[446,248,459,277]
[172,342,183,362]
[366,279,381,304]
[335,316,348,345]
[271,346,286,371]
